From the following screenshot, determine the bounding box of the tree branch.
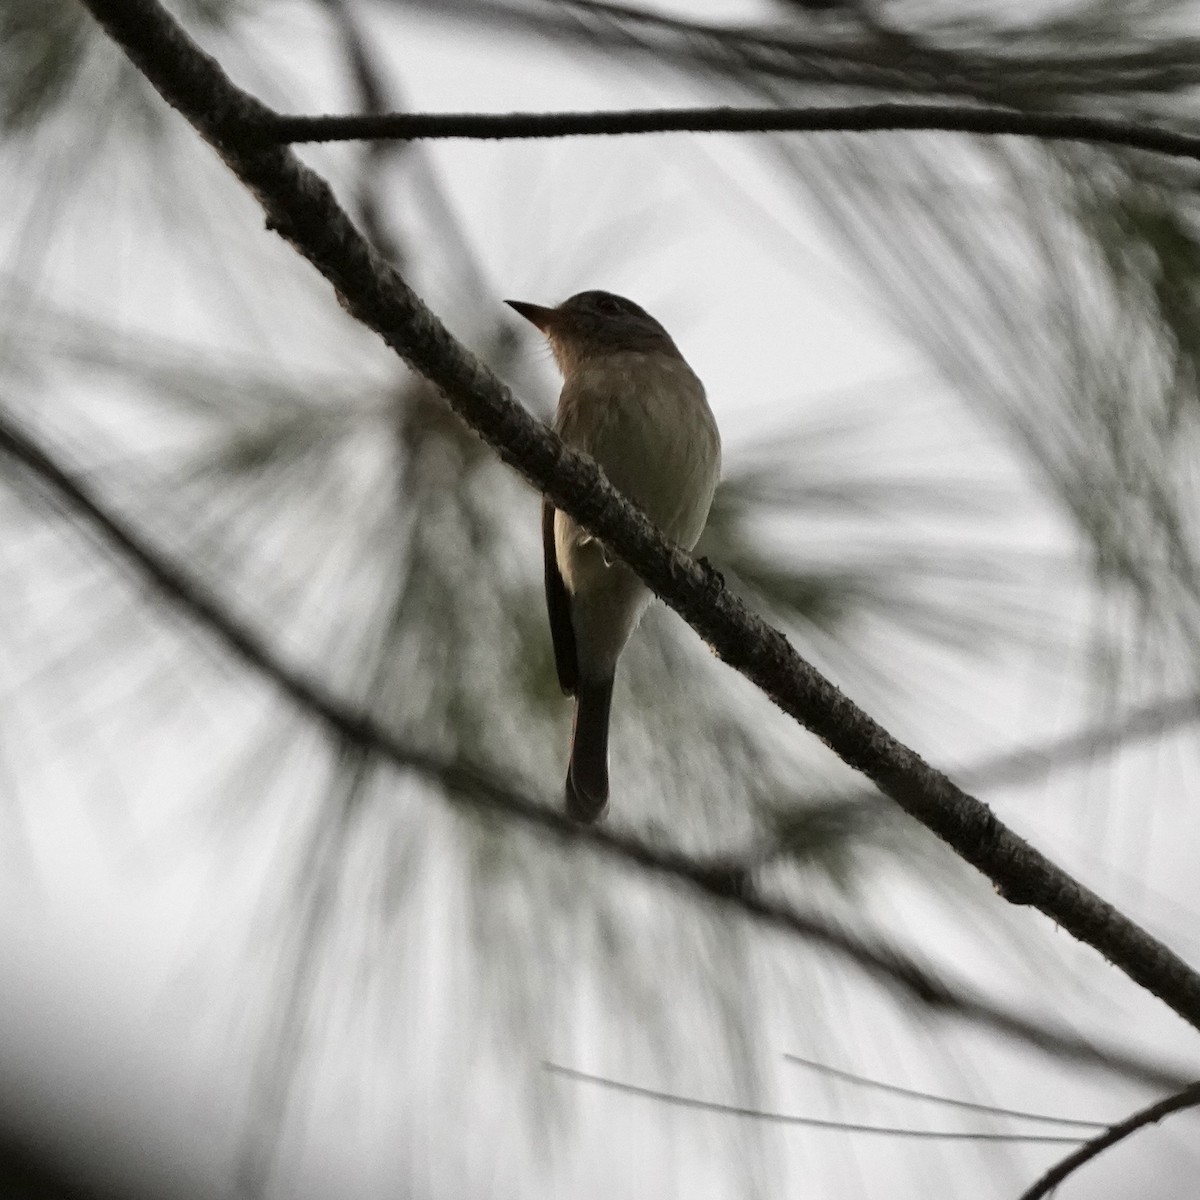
[74,0,1200,1036]
[252,103,1200,166]
[0,408,1190,1093]
[1018,1080,1200,1200]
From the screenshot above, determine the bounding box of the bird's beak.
[504,299,557,332]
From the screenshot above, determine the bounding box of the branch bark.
[74,0,1200,1037]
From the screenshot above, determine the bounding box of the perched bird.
[505,290,721,822]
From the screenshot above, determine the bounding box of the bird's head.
[505,290,679,374]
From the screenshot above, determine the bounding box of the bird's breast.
[555,351,721,549]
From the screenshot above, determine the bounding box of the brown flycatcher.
[506,290,722,822]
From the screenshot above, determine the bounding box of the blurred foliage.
[4,0,1200,1197]
[0,1,91,133]
[0,0,239,135]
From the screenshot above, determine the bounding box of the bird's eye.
[595,295,622,314]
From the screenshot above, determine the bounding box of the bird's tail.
[566,677,613,823]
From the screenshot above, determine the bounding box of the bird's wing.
[542,497,578,695]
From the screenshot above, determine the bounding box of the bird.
[505,289,721,823]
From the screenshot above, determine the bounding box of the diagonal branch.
[1017,1080,1200,1200]
[74,0,1200,1036]
[253,104,1200,166]
[0,408,1190,1094]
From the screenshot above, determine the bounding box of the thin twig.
[0,408,1190,1093]
[252,104,1200,167]
[1018,1080,1200,1200]
[783,1053,1107,1129]
[543,1062,1087,1143]
[75,0,1200,1036]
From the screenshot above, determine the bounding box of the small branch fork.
[73,0,1200,1041]
[1018,1080,1200,1200]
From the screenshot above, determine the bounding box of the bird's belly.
[552,349,720,602]
[590,395,719,549]
[555,525,648,679]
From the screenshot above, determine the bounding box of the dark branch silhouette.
[1018,1080,1200,1200]
[254,103,1200,166]
[783,1053,1107,1129]
[76,0,1200,1035]
[0,409,1189,1093]
[543,1063,1087,1143]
